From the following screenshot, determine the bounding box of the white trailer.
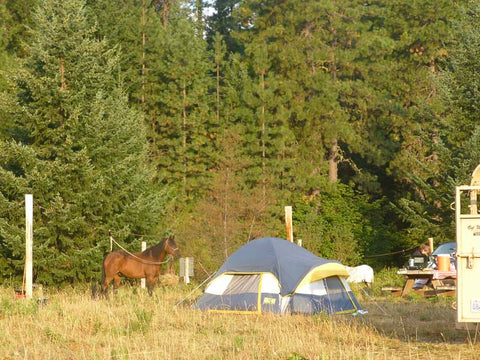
[456,165,480,328]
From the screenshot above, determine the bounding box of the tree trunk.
[328,139,338,183]
[182,84,187,190]
[216,51,220,126]
[142,0,146,105]
[223,169,229,259]
[162,0,170,28]
[260,69,266,198]
[59,58,66,91]
[196,0,203,37]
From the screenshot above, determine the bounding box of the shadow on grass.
[347,290,471,344]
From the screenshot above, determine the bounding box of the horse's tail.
[91,255,108,299]
[101,254,107,286]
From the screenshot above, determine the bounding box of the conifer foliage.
[0,0,475,284]
[0,0,165,284]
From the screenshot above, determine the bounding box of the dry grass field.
[1,282,479,360]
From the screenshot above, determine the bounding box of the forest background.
[0,0,479,286]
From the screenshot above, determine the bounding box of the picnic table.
[382,268,457,297]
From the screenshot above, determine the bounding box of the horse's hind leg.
[113,275,122,294]
[101,275,113,299]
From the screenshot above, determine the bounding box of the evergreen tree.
[0,0,166,285]
[383,0,456,181]
[231,1,299,201]
[87,0,160,105]
[437,0,480,149]
[294,181,389,265]
[375,0,461,249]
[150,4,216,200]
[394,0,480,247]
[2,0,39,56]
[173,130,274,277]
[233,0,378,190]
[212,32,227,130]
[206,0,243,53]
[0,0,468,274]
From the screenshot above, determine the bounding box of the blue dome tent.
[193,237,363,315]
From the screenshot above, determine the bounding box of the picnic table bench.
[382,268,456,297]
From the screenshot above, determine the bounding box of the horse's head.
[165,235,180,259]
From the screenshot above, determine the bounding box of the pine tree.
[0,0,166,285]
[173,130,274,276]
[2,0,39,56]
[371,0,461,248]
[0,3,13,90]
[393,0,480,245]
[150,5,216,200]
[87,0,158,105]
[230,0,432,259]
[293,181,386,265]
[231,1,299,201]
[206,0,243,53]
[437,0,480,148]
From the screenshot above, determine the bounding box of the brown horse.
[101,235,180,297]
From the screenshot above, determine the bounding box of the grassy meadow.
[1,273,479,360]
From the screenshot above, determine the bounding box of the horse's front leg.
[146,275,156,296]
[166,260,174,275]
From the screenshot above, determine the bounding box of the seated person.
[411,244,432,289]
[407,244,432,269]
[412,244,431,257]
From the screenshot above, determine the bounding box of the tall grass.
[0,284,478,359]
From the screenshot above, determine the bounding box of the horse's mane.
[142,239,166,258]
[142,236,176,258]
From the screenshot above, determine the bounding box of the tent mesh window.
[324,277,357,313]
[220,274,260,311]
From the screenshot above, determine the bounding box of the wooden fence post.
[184,257,190,284]
[25,194,33,300]
[285,206,293,242]
[141,241,146,289]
